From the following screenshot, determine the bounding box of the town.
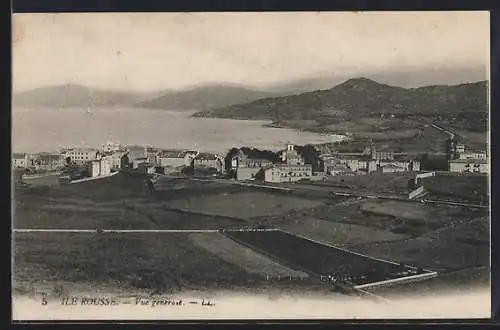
[13,133,488,188]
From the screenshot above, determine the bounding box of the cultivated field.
[12,170,489,298]
[166,192,324,220]
[279,218,410,247]
[187,233,309,278]
[317,199,487,237]
[348,216,490,272]
[13,231,327,298]
[224,230,430,287]
[307,173,415,195]
[421,175,489,203]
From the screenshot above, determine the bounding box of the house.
[379,163,407,173]
[31,153,64,171]
[61,148,100,165]
[231,150,274,169]
[264,164,313,183]
[458,151,487,161]
[231,149,274,180]
[328,163,354,176]
[157,150,198,170]
[236,166,266,181]
[101,150,129,169]
[87,157,113,177]
[194,152,223,172]
[449,159,488,174]
[132,157,148,169]
[13,153,29,168]
[144,146,160,165]
[138,162,156,174]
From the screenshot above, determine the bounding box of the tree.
[295,144,324,172]
[224,147,240,172]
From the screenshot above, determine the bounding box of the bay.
[12,107,344,154]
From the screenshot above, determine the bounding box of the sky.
[12,11,490,92]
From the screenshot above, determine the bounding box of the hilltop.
[194,78,488,150]
[136,84,283,111]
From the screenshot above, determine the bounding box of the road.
[13,228,281,233]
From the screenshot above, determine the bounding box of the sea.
[12,107,345,154]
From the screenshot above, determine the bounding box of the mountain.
[136,84,284,111]
[12,84,162,108]
[265,65,487,94]
[194,78,488,133]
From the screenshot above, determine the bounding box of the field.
[12,171,490,299]
[13,231,325,298]
[166,191,324,220]
[348,216,490,272]
[224,230,432,287]
[279,218,410,247]
[304,172,415,195]
[421,175,489,203]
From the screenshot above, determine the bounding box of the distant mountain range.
[12,65,486,111]
[135,84,284,111]
[12,84,161,108]
[194,78,488,133]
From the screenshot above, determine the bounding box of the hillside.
[194,78,488,135]
[136,84,283,111]
[12,84,161,108]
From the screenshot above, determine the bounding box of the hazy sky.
[12,11,489,92]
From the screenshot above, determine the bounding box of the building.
[157,150,198,170]
[88,160,101,177]
[281,144,305,165]
[449,159,488,174]
[321,142,421,175]
[132,157,148,169]
[328,163,354,176]
[379,163,407,173]
[101,141,122,153]
[62,148,100,165]
[144,146,160,165]
[194,153,223,172]
[236,166,266,181]
[231,149,274,169]
[446,139,488,174]
[101,150,129,169]
[138,162,156,174]
[87,157,113,177]
[458,151,487,161]
[13,153,29,168]
[231,149,274,181]
[264,163,313,183]
[31,153,64,171]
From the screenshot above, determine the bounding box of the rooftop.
[13,153,27,159]
[450,159,488,164]
[158,150,187,158]
[196,153,218,161]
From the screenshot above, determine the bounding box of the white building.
[281,144,305,165]
[264,164,313,183]
[458,151,488,161]
[158,150,198,169]
[62,148,100,165]
[449,159,488,174]
[101,141,122,153]
[87,157,112,177]
[13,153,29,168]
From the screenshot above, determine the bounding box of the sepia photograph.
[11,11,490,320]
